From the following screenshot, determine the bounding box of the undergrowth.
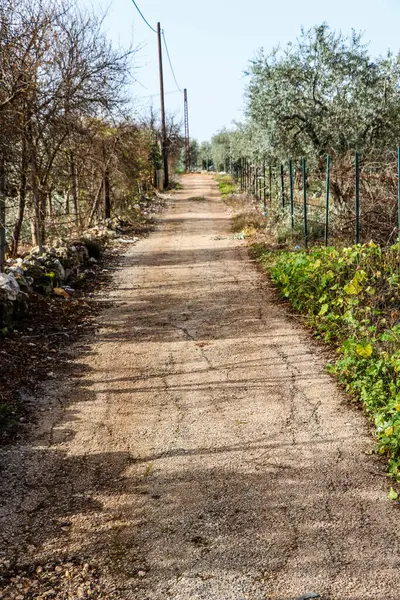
[251,241,400,480]
[215,174,238,198]
[232,212,267,237]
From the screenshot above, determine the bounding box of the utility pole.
[157,22,168,189]
[184,88,191,172]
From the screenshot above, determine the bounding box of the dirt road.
[1,174,400,600]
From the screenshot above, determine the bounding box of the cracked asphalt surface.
[1,174,400,600]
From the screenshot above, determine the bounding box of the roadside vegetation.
[249,241,400,485]
[199,23,400,486]
[199,24,400,247]
[0,0,183,261]
[215,174,238,198]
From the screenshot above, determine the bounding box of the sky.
[82,0,400,143]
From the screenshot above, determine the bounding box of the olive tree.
[245,24,400,200]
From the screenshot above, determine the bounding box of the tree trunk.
[104,167,111,220]
[88,178,104,227]
[65,190,70,215]
[0,155,6,272]
[10,135,28,257]
[102,143,111,220]
[70,152,79,226]
[30,158,43,252]
[27,115,43,252]
[39,188,46,246]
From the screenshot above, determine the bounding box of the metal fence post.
[249,164,252,195]
[289,159,294,234]
[355,152,360,244]
[281,164,285,208]
[325,155,331,246]
[263,161,266,213]
[398,147,400,273]
[269,164,272,206]
[302,157,308,248]
[255,166,259,199]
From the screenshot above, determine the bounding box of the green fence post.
[325,155,331,246]
[263,161,266,213]
[255,166,259,199]
[281,164,285,208]
[269,164,272,206]
[302,157,308,248]
[355,152,360,244]
[289,159,294,233]
[398,147,400,273]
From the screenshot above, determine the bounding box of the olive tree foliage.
[198,141,211,169]
[210,23,400,243]
[210,128,234,172]
[203,25,400,243]
[245,24,400,168]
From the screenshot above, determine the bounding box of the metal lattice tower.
[184,89,190,172]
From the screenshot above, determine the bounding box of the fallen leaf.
[53,288,70,299]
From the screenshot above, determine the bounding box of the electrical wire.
[128,2,184,97]
[129,0,157,33]
[136,90,182,100]
[162,29,183,93]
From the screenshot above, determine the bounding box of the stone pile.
[0,240,101,332]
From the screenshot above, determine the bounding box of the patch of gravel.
[0,560,108,600]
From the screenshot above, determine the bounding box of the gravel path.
[1,174,400,600]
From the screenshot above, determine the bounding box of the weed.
[232,212,266,234]
[215,175,238,198]
[169,179,182,189]
[252,241,400,478]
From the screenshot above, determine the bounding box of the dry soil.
[1,174,400,600]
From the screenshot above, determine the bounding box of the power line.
[136,90,182,100]
[129,0,157,34]
[162,29,183,93]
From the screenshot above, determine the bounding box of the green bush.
[252,241,400,478]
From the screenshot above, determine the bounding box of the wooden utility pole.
[157,22,168,189]
[184,88,190,172]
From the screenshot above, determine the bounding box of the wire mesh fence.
[236,149,400,249]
